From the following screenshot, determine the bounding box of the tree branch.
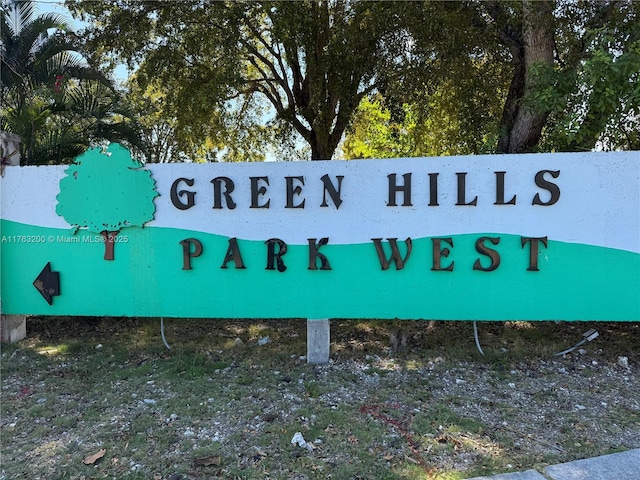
[240,31,296,116]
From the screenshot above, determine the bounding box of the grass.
[1,317,639,480]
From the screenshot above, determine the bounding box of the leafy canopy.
[66,0,639,160]
[1,0,144,164]
[67,0,409,160]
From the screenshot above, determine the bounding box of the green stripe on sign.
[1,220,638,320]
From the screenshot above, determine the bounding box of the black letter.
[521,236,548,271]
[431,238,454,271]
[250,176,270,208]
[285,176,305,208]
[429,173,439,206]
[265,238,287,272]
[456,172,478,206]
[211,177,236,209]
[320,174,344,209]
[387,173,412,206]
[532,170,560,206]
[308,238,331,270]
[221,237,245,269]
[371,238,413,270]
[473,237,501,271]
[494,172,516,205]
[171,178,196,210]
[180,238,202,270]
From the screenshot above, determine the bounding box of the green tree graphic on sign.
[56,143,158,260]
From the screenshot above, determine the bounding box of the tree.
[56,143,158,260]
[2,78,145,164]
[351,1,638,156]
[342,2,511,158]
[381,0,551,155]
[342,94,417,160]
[67,0,409,160]
[126,75,274,163]
[342,92,485,159]
[343,80,507,160]
[68,0,637,159]
[481,0,640,153]
[528,0,640,151]
[477,0,555,153]
[1,0,143,164]
[1,0,105,98]
[125,80,184,164]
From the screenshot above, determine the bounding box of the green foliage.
[1,0,94,95]
[342,94,411,159]
[513,1,640,152]
[343,2,510,158]
[63,0,639,159]
[67,0,410,160]
[375,0,639,155]
[0,0,143,164]
[527,2,640,151]
[343,83,504,160]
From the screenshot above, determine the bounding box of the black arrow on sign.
[33,262,60,305]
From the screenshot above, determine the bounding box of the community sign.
[1,144,638,320]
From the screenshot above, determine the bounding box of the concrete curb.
[465,469,546,480]
[465,448,640,480]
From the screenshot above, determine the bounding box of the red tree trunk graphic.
[100,231,119,260]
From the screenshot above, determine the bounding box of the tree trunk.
[497,45,526,153]
[497,0,555,153]
[310,131,340,161]
[100,231,119,260]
